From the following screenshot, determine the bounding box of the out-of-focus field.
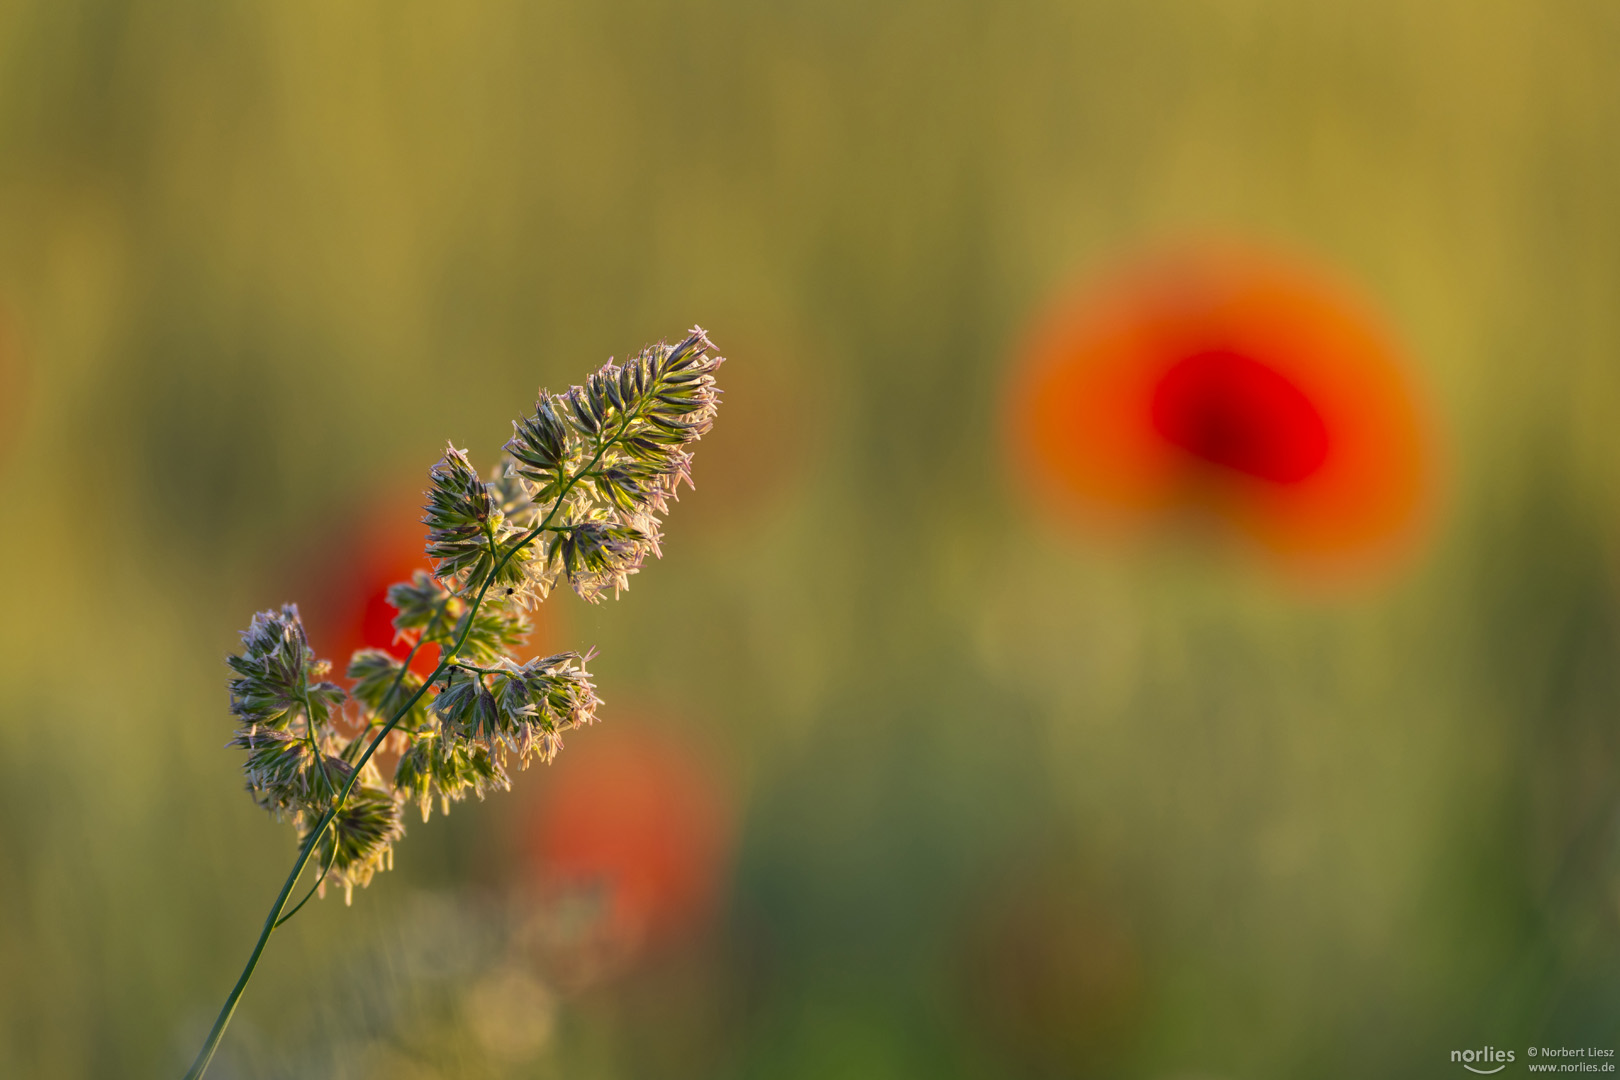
[2,2,1620,1076]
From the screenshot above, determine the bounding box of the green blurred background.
[4,1,1620,1076]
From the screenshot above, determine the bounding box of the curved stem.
[446,662,509,676]
[350,602,447,749]
[181,822,328,1079]
[185,421,634,1079]
[300,696,335,801]
[273,847,335,929]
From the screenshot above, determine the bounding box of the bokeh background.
[3,1,1620,1076]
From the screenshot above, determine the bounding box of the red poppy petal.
[1009,246,1434,573]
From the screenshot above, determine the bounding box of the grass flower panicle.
[392,727,507,823]
[504,328,723,603]
[304,784,406,903]
[226,604,345,733]
[186,327,724,1080]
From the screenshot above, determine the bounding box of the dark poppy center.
[1150,350,1330,483]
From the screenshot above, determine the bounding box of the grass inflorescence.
[187,328,724,1079]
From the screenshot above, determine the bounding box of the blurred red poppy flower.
[522,725,732,956]
[301,499,443,680]
[1008,247,1435,573]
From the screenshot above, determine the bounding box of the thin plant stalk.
[185,419,632,1079]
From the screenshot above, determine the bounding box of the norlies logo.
[1453,1046,1515,1074]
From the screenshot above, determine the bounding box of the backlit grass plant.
[185,328,725,1079]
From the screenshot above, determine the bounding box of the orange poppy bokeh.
[1007,246,1436,575]
[521,725,733,956]
[299,485,550,683]
[300,496,442,681]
